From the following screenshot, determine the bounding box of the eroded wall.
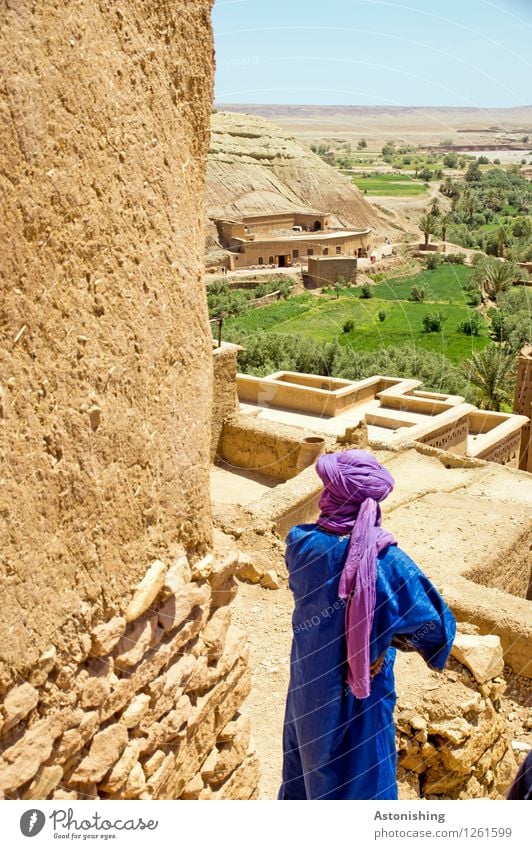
[0,0,259,801]
[0,0,214,685]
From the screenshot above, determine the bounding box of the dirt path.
[231,581,293,799]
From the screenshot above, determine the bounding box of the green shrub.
[425,253,441,270]
[378,310,387,322]
[467,290,482,306]
[410,285,427,302]
[360,282,374,299]
[443,252,466,265]
[342,319,355,333]
[422,312,446,332]
[457,313,482,336]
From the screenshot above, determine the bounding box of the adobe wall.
[514,345,532,472]
[307,257,358,287]
[0,0,259,801]
[211,344,240,462]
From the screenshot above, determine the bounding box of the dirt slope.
[206,111,391,256]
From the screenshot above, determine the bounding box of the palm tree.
[496,225,512,258]
[440,213,452,244]
[419,213,437,247]
[430,197,441,217]
[471,258,518,301]
[460,343,516,411]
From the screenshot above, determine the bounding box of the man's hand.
[370,653,385,677]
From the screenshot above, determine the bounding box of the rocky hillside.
[206,112,392,259]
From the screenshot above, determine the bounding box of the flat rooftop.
[244,229,370,244]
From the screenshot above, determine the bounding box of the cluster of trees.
[207,277,292,318]
[381,141,445,177]
[438,167,532,260]
[225,329,476,400]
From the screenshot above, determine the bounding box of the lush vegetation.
[224,266,490,364]
[352,173,428,196]
[207,276,292,318]
[439,166,532,261]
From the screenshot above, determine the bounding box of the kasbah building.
[0,0,530,804]
[214,212,371,269]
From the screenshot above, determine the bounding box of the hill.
[206,111,393,262]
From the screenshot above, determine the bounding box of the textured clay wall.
[0,0,214,685]
[0,0,259,801]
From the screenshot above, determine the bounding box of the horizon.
[214,103,532,110]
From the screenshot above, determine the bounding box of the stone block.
[451,634,504,684]
[124,762,146,799]
[142,695,191,755]
[203,736,249,789]
[114,614,159,669]
[90,618,126,656]
[0,716,63,794]
[142,749,166,778]
[100,740,141,794]
[80,676,111,709]
[2,682,39,732]
[203,606,231,662]
[69,723,128,785]
[260,569,282,590]
[427,716,472,745]
[23,765,64,800]
[237,555,262,585]
[163,555,192,596]
[146,753,175,796]
[215,752,260,800]
[180,771,204,800]
[158,583,211,632]
[217,712,251,746]
[120,694,151,729]
[124,560,167,623]
[29,646,57,687]
[210,576,238,610]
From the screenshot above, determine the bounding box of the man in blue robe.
[278,450,456,800]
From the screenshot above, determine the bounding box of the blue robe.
[278,523,456,800]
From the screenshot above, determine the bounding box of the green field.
[352,174,429,196]
[225,267,490,363]
[369,264,471,302]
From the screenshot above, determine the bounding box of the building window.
[269,256,274,264]
[336,246,342,255]
[258,257,264,265]
[323,248,329,256]
[293,249,299,259]
[307,248,314,256]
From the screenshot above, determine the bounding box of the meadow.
[351,173,429,196]
[225,266,490,364]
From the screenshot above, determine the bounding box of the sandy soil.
[231,581,292,799]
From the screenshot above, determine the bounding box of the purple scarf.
[316,450,396,699]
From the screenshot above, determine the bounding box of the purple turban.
[315,450,396,698]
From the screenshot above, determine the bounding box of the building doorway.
[313,220,322,231]
[278,255,289,268]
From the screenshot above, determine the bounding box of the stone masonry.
[0,532,259,800]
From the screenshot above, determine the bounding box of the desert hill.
[206,111,391,261]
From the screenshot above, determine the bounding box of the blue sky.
[213,0,532,106]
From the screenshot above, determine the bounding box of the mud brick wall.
[0,535,259,800]
[0,0,258,801]
[0,0,215,686]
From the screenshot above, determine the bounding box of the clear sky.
[213,0,532,107]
